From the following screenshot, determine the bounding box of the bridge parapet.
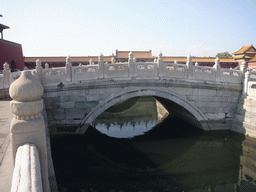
[1,53,243,91]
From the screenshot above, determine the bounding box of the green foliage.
[216,52,232,58]
[57,82,64,89]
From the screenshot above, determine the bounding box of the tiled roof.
[233,55,253,59]
[162,57,236,63]
[24,56,112,63]
[249,55,256,62]
[116,50,154,58]
[233,45,256,55]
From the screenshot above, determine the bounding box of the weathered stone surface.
[205,113,225,120]
[41,79,243,134]
[60,96,86,103]
[186,96,228,102]
[74,101,99,109]
[59,102,75,109]
[192,89,216,96]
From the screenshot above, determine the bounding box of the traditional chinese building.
[0,21,25,71]
[233,45,256,68]
[24,49,238,69]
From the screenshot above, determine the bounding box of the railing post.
[128,52,134,78]
[214,57,221,82]
[65,55,72,81]
[45,63,49,69]
[36,59,42,82]
[9,70,50,191]
[157,52,164,78]
[98,53,104,79]
[3,62,10,88]
[243,70,250,95]
[186,55,193,79]
[241,61,248,78]
[111,57,115,64]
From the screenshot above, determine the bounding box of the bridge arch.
[75,88,211,134]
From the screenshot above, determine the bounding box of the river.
[50,97,256,192]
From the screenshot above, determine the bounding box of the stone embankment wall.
[232,71,256,138]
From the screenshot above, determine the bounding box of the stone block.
[47,108,65,120]
[169,87,193,96]
[216,90,240,96]
[205,113,225,120]
[88,87,124,95]
[43,92,58,97]
[74,101,99,109]
[59,102,75,109]
[60,96,86,103]
[228,96,239,103]
[200,106,235,113]
[65,108,88,120]
[192,89,216,96]
[186,96,228,102]
[44,97,61,109]
[86,94,111,102]
[195,101,231,108]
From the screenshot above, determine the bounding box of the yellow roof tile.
[116,50,154,58]
[233,45,256,55]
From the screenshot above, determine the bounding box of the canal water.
[50,97,256,192]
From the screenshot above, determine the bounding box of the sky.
[1,0,256,57]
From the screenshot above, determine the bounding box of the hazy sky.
[1,0,256,57]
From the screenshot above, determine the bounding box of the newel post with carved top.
[9,70,50,192]
[98,53,104,79]
[214,57,221,82]
[3,62,10,88]
[66,55,72,81]
[128,52,134,78]
[157,52,164,78]
[186,55,193,79]
[36,59,43,82]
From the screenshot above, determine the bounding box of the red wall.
[0,39,24,71]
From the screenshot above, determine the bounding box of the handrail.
[11,143,43,192]
[0,54,244,90]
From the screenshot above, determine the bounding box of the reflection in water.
[93,97,169,138]
[51,97,256,192]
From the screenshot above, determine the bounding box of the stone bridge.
[3,52,256,191]
[0,52,247,135]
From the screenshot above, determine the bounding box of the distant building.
[24,49,238,69]
[233,45,256,69]
[0,23,25,71]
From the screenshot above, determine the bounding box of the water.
[50,97,256,192]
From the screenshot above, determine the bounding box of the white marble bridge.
[2,52,256,191]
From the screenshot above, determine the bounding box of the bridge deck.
[0,100,13,191]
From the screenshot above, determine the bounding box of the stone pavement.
[0,100,13,191]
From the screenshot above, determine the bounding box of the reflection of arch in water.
[76,88,211,134]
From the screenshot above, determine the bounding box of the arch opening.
[76,88,211,135]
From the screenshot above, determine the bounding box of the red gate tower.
[0,15,25,71]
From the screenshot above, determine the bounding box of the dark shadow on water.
[50,115,249,192]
